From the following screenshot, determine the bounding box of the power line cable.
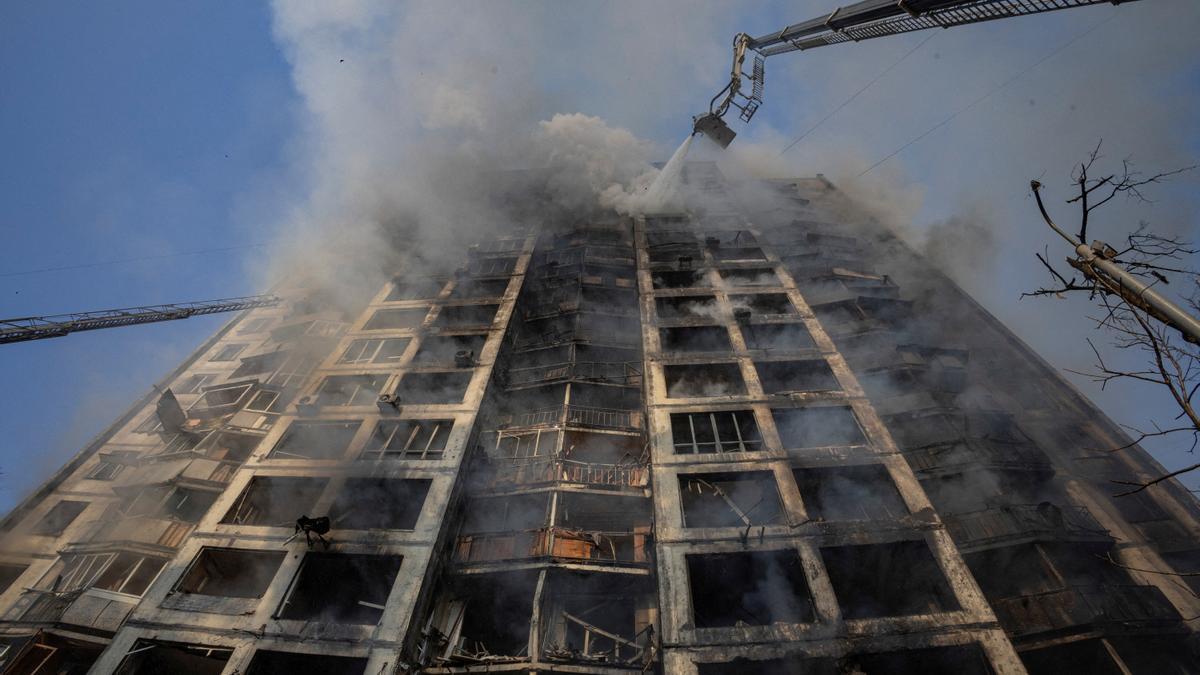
[780,32,937,156]
[0,242,268,278]
[857,11,1118,177]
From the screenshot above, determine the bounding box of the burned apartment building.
[0,163,1198,674]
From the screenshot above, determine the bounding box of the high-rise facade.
[0,164,1197,674]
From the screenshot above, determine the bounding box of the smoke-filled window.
[679,472,784,528]
[754,359,840,395]
[31,500,88,536]
[671,411,762,454]
[450,278,509,299]
[656,296,719,321]
[729,293,795,316]
[468,256,517,277]
[330,478,431,530]
[362,419,452,460]
[820,541,959,618]
[270,420,360,460]
[412,334,486,366]
[741,322,816,351]
[652,269,708,289]
[720,268,778,287]
[210,343,247,362]
[174,548,285,599]
[772,406,866,448]
[221,477,328,526]
[660,326,732,353]
[435,304,498,329]
[664,363,746,398]
[114,640,230,675]
[793,465,909,521]
[363,307,428,331]
[686,549,815,627]
[276,553,402,624]
[337,337,410,365]
[387,276,446,301]
[397,371,472,404]
[232,351,289,378]
[314,375,387,407]
[244,651,368,675]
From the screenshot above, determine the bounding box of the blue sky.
[1,1,1198,511]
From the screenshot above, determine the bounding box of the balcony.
[88,517,194,549]
[499,405,643,431]
[454,527,652,567]
[904,439,1052,476]
[992,584,1182,636]
[944,504,1111,552]
[489,458,649,490]
[505,361,643,388]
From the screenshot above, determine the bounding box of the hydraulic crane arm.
[695,0,1137,147]
[0,295,281,345]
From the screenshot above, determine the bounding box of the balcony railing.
[90,517,195,549]
[992,584,1181,636]
[454,527,652,566]
[944,504,1110,550]
[500,405,643,431]
[489,458,649,489]
[506,361,642,387]
[905,439,1051,474]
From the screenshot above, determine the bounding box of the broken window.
[87,450,138,481]
[115,640,231,675]
[664,363,746,398]
[362,419,452,460]
[31,501,87,536]
[264,352,318,389]
[660,325,732,353]
[276,553,402,624]
[314,374,387,407]
[435,304,498,329]
[652,269,708,289]
[793,465,909,521]
[232,351,289,379]
[741,322,816,351]
[122,486,217,523]
[755,359,840,394]
[62,552,164,596]
[820,541,959,618]
[721,268,778,287]
[468,256,517,277]
[246,651,368,675]
[428,571,538,661]
[330,478,431,530]
[191,381,256,417]
[363,307,428,331]
[729,293,795,316]
[197,430,261,462]
[175,548,285,598]
[337,337,411,365]
[177,372,217,394]
[773,406,866,448]
[397,371,472,404]
[451,278,509,299]
[387,276,446,301]
[157,431,201,455]
[222,477,328,526]
[211,344,247,362]
[671,410,763,454]
[686,550,815,627]
[540,572,657,665]
[412,334,486,366]
[270,420,359,460]
[0,564,27,594]
[656,295,719,320]
[679,472,784,528]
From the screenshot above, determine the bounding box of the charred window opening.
[277,553,402,624]
[679,472,784,528]
[553,494,653,564]
[714,247,767,262]
[337,337,410,365]
[773,406,866,448]
[330,478,430,530]
[122,486,217,523]
[270,420,359,460]
[562,430,643,465]
[239,317,273,334]
[671,410,763,454]
[963,545,1060,601]
[0,564,26,594]
[362,419,452,460]
[451,278,509,299]
[177,372,217,394]
[656,295,719,320]
[697,656,832,675]
[0,632,103,674]
[755,359,839,394]
[435,304,498,329]
[468,256,517,277]
[314,375,387,407]
[265,353,319,389]
[540,572,657,665]
[232,351,289,378]
[387,276,446,301]
[848,644,994,675]
[463,494,549,535]
[664,363,746,398]
[652,269,708,289]
[115,640,231,675]
[197,431,261,463]
[211,343,247,362]
[398,371,473,404]
[32,501,87,536]
[175,548,285,598]
[222,477,328,526]
[1020,639,1125,675]
[413,335,486,366]
[686,550,815,627]
[721,268,778,287]
[794,465,909,521]
[246,651,368,675]
[742,322,816,351]
[821,541,959,618]
[730,293,795,316]
[660,326,731,353]
[363,308,428,331]
[427,571,538,661]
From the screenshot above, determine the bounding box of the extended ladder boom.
[0,295,281,344]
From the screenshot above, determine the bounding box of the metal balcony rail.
[506,361,643,387]
[454,527,652,566]
[992,584,1181,635]
[500,405,643,431]
[490,458,649,488]
[905,439,1051,472]
[513,328,639,351]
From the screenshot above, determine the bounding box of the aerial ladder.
[693,0,1139,147]
[0,295,281,345]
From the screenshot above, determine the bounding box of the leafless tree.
[1025,141,1199,496]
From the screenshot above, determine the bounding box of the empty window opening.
[729,293,795,316]
[197,430,261,462]
[540,572,657,665]
[849,644,994,675]
[363,419,452,460]
[428,571,538,661]
[270,420,359,460]
[656,296,720,321]
[176,548,285,598]
[721,268,778,287]
[412,334,486,366]
[821,541,959,619]
[178,372,217,394]
[211,343,247,362]
[0,564,27,595]
[265,353,319,389]
[222,477,328,526]
[450,278,509,299]
[338,337,410,365]
[664,363,746,398]
[239,317,273,334]
[232,351,289,378]
[330,478,431,530]
[562,430,643,465]
[553,494,652,564]
[680,472,784,528]
[794,465,909,521]
[435,304,498,329]
[652,269,708,289]
[277,553,402,624]
[88,450,138,481]
[468,256,517,277]
[122,486,217,523]
[398,371,472,404]
[773,406,866,448]
[246,651,368,675]
[660,326,731,353]
[387,276,445,301]
[0,632,103,674]
[115,640,231,675]
[686,550,815,627]
[755,359,840,395]
[671,410,763,454]
[270,317,349,341]
[364,308,428,331]
[314,375,387,407]
[463,494,549,535]
[31,501,88,536]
